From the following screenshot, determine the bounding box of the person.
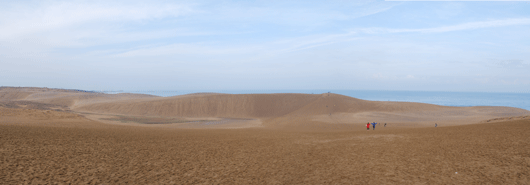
[435,123,438,127]
[371,122,377,130]
[384,123,387,127]
[366,122,370,131]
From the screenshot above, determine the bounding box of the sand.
[1,87,529,184]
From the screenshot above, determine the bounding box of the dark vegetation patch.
[0,101,68,110]
[100,115,194,124]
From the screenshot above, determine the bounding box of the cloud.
[496,59,527,68]
[356,18,530,34]
[387,0,530,1]
[406,18,530,33]
[0,1,195,39]
[271,32,359,53]
[112,43,258,57]
[108,30,361,62]
[204,0,398,27]
[0,0,394,53]
[1,0,529,92]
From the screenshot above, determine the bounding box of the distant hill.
[2,87,529,127]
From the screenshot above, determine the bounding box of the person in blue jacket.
[371,122,377,130]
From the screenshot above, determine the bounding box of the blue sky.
[1,0,529,92]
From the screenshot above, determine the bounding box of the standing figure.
[371,122,377,130]
[384,123,387,127]
[366,122,370,131]
[435,123,438,127]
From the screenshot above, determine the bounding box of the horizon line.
[2,86,529,94]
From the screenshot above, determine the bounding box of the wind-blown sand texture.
[1,87,529,184]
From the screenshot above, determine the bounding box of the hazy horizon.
[3,86,529,110]
[1,0,529,93]
[3,86,530,94]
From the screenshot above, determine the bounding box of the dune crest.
[2,87,529,128]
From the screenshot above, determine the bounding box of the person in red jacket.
[366,122,370,131]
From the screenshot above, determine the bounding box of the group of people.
[365,122,438,130]
[366,122,386,130]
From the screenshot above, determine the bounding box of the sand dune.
[1,87,156,108]
[2,87,529,128]
[75,93,320,118]
[0,87,37,101]
[1,108,529,184]
[2,87,530,184]
[0,107,96,128]
[73,92,529,127]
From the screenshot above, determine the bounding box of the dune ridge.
[75,93,529,126]
[2,87,529,128]
[2,87,530,184]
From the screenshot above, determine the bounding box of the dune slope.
[2,87,529,127]
[73,93,530,127]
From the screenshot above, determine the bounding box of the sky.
[1,0,529,93]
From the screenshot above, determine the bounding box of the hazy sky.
[1,0,529,92]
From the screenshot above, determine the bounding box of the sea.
[115,90,530,111]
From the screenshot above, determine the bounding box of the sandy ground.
[1,113,529,184]
[78,111,264,129]
[1,87,530,184]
